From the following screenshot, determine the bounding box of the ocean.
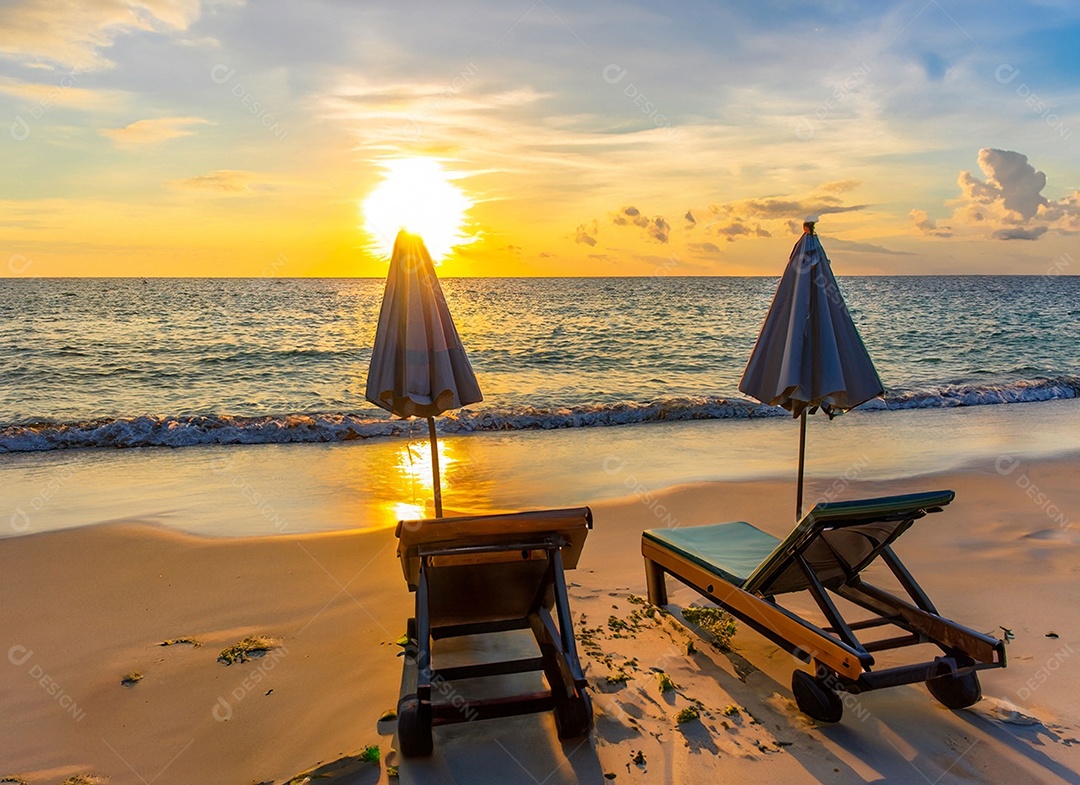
[1,276,1078,453]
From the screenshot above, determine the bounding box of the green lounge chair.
[641,490,1006,722]
[395,507,593,756]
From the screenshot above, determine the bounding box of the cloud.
[171,170,263,193]
[688,241,721,256]
[0,0,203,70]
[101,117,212,147]
[909,209,952,238]
[610,206,669,243]
[962,149,1047,221]
[701,183,869,244]
[575,221,597,246]
[826,238,913,255]
[719,198,868,220]
[649,216,669,243]
[991,226,1048,241]
[613,205,648,227]
[923,149,1080,241]
[819,179,862,194]
[716,221,752,241]
[0,77,125,110]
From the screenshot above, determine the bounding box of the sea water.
[2,276,1078,452]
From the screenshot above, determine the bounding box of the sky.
[1,0,1079,277]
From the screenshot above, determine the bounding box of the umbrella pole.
[427,416,443,518]
[796,411,807,520]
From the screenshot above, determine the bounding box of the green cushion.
[643,521,780,587]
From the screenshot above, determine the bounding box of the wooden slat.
[641,539,870,679]
[431,616,530,640]
[431,691,554,726]
[839,582,1004,665]
[432,657,545,682]
[397,506,592,587]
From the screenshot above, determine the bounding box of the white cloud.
[962,149,1047,220]
[101,116,212,147]
[0,0,203,70]
[926,148,1080,240]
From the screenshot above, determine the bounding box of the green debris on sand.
[218,635,281,665]
[0,776,29,785]
[359,745,380,763]
[676,706,700,724]
[387,764,399,778]
[656,672,676,693]
[682,606,738,651]
[723,704,741,717]
[121,671,143,687]
[159,636,201,648]
[607,615,630,634]
[59,777,108,785]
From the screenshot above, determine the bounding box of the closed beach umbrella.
[739,220,883,518]
[366,230,483,517]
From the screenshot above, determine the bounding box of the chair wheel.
[792,669,843,723]
[554,691,592,739]
[926,670,982,709]
[397,695,433,757]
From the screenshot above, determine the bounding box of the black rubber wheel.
[554,691,592,739]
[397,695,433,757]
[926,670,982,709]
[792,669,844,723]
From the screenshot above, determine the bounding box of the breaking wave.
[2,376,1078,453]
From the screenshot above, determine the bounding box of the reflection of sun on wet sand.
[2,454,1080,784]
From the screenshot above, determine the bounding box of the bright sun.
[361,158,472,262]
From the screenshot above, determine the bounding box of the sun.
[361,158,473,262]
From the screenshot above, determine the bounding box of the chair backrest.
[396,507,593,590]
[741,490,954,596]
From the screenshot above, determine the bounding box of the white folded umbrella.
[366,230,483,516]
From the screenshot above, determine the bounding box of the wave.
[2,376,1078,453]
[879,375,1080,409]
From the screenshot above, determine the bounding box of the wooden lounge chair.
[394,507,593,756]
[641,490,1006,722]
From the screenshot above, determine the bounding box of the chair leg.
[645,558,668,606]
[397,615,433,756]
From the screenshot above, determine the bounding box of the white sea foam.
[3,377,1078,453]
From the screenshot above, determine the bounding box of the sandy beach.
[3,421,1079,785]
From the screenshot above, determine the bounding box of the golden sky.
[2,1,1079,277]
